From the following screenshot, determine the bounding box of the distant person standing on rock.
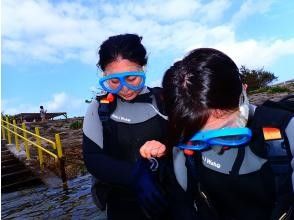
[82,34,169,219]
[40,106,47,122]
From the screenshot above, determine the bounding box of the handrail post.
[55,133,67,189]
[55,133,63,158]
[35,127,44,169]
[6,117,12,144]
[1,118,6,140]
[13,119,20,151]
[59,157,68,190]
[22,123,30,160]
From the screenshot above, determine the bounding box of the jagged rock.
[46,126,59,133]
[249,92,292,105]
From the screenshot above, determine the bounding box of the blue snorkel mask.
[177,85,252,152]
[177,127,252,151]
[99,71,146,94]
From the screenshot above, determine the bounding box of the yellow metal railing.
[1,117,67,188]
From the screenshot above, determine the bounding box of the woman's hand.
[139,140,166,159]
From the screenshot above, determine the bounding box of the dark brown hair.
[162,48,242,149]
[97,34,147,71]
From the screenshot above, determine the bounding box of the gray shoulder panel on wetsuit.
[83,99,104,149]
[201,148,237,173]
[82,87,166,149]
[173,105,293,189]
[173,147,188,191]
[110,98,159,124]
[110,87,165,124]
[285,117,294,191]
[201,105,266,175]
[201,147,267,174]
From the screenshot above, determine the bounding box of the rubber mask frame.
[177,127,252,151]
[99,71,146,94]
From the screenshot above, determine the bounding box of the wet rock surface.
[1,174,106,219]
[1,117,106,219]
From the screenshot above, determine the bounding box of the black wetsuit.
[172,105,294,220]
[83,87,168,219]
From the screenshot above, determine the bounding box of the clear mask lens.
[124,75,145,89]
[102,77,121,91]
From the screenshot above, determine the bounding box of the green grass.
[267,86,290,94]
[69,121,82,129]
[250,86,290,94]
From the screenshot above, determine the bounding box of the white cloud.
[230,0,274,26]
[180,25,294,69]
[0,0,232,65]
[148,79,162,88]
[2,0,103,65]
[2,92,85,117]
[43,92,85,116]
[210,38,294,69]
[101,0,202,21]
[2,0,294,70]
[198,0,231,24]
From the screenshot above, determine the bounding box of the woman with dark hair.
[83,34,169,219]
[140,48,294,219]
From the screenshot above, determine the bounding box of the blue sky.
[2,0,294,117]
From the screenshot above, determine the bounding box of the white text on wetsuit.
[202,156,221,169]
[112,114,131,122]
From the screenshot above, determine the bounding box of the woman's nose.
[120,85,129,93]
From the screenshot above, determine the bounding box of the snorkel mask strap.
[237,85,250,127]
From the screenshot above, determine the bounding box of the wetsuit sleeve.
[82,100,133,186]
[286,117,294,218]
[286,117,294,192]
[272,117,294,219]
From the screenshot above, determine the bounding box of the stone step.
[1,154,16,161]
[1,150,12,156]
[1,139,44,192]
[1,176,43,193]
[2,163,26,174]
[1,158,21,166]
[2,169,33,185]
